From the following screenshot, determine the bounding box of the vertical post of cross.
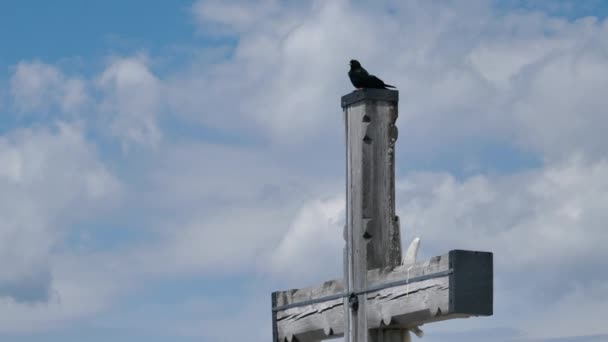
[342,89,402,342]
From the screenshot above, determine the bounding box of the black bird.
[348,60,396,89]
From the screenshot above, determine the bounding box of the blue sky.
[1,1,608,341]
[0,1,195,65]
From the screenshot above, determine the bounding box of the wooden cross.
[271,89,493,342]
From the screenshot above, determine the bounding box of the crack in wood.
[277,302,343,321]
[318,302,343,314]
[367,284,439,301]
[389,285,439,301]
[293,310,320,321]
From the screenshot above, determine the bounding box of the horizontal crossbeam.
[271,250,492,342]
[272,268,454,312]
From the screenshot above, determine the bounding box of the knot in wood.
[348,293,359,311]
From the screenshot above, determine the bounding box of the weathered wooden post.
[342,89,402,342]
[270,89,493,342]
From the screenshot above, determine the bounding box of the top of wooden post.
[341,89,399,108]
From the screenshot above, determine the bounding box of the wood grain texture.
[343,92,402,342]
[344,101,369,342]
[344,98,402,271]
[273,251,492,342]
[344,93,402,342]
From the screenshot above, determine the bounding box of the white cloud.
[144,142,298,206]
[192,0,285,35]
[0,123,120,325]
[178,0,608,162]
[10,61,88,114]
[171,0,383,143]
[97,56,163,148]
[270,195,345,282]
[522,280,608,339]
[0,253,126,333]
[143,206,294,275]
[398,156,608,274]
[508,35,608,159]
[90,140,342,278]
[395,157,608,338]
[9,57,165,150]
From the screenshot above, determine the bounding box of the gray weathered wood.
[273,250,493,342]
[343,89,402,342]
[344,96,372,342]
[343,91,402,271]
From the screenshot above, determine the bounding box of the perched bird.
[348,60,396,89]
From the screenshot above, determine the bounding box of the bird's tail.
[384,84,396,89]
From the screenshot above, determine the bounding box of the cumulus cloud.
[270,195,344,282]
[8,57,165,150]
[172,0,385,143]
[145,142,299,207]
[395,157,608,338]
[176,0,608,164]
[97,56,163,148]
[139,206,293,275]
[0,252,127,333]
[10,61,88,114]
[522,280,608,339]
[508,32,608,159]
[398,156,608,276]
[192,0,285,35]
[88,141,341,278]
[0,123,119,306]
